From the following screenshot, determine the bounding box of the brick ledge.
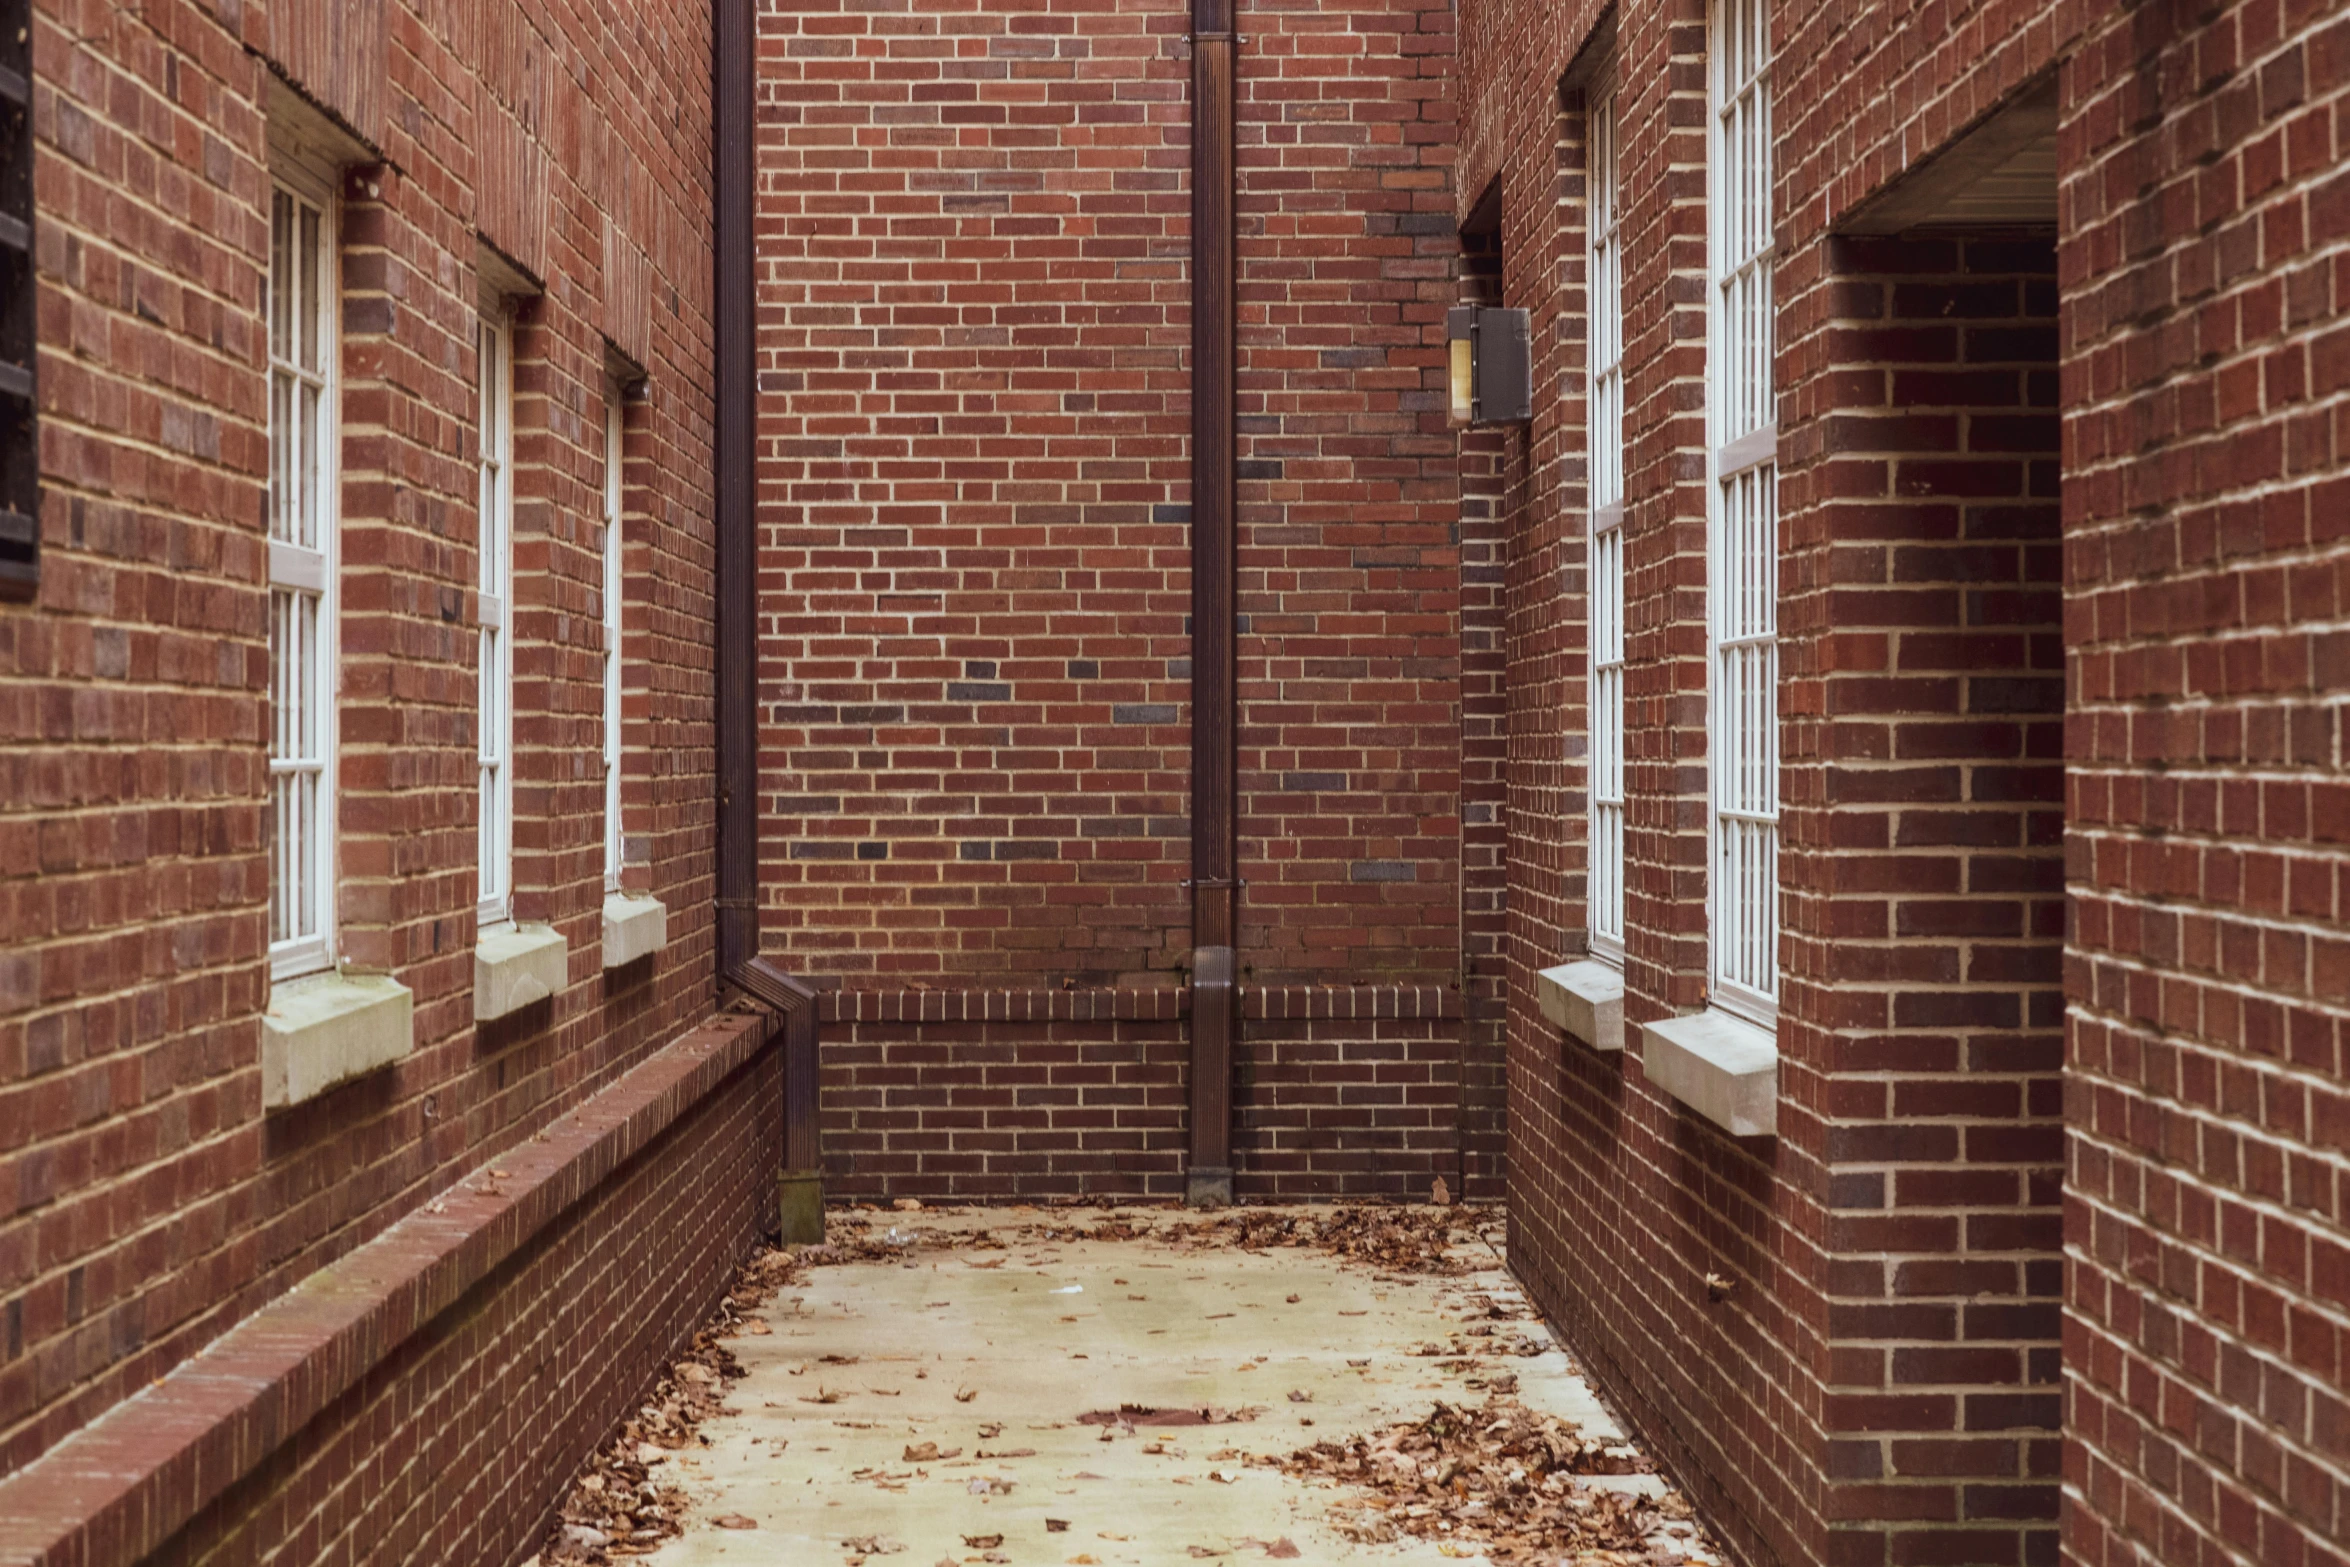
[818,984,1462,1024]
[0,1008,778,1567]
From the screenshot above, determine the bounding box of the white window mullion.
[1709,0,1779,1021]
[1588,80,1627,962]
[478,309,515,927]
[267,178,339,982]
[602,393,624,893]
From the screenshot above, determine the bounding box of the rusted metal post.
[714,0,823,1242]
[1187,0,1238,1209]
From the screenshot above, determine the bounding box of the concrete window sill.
[476,923,568,1020]
[602,893,668,969]
[264,971,415,1110]
[1535,960,1624,1052]
[1640,1009,1778,1138]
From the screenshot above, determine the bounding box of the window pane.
[298,380,322,552]
[270,371,293,545]
[267,182,337,971]
[1589,86,1627,952]
[300,205,323,374]
[270,191,293,364]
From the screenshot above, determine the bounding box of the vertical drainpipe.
[714,0,824,1242]
[1186,0,1239,1209]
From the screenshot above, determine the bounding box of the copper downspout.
[714,0,822,1238]
[1186,0,1238,1209]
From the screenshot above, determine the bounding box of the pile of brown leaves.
[1316,1204,1492,1275]
[539,1329,753,1561]
[1168,1203,1494,1276]
[1252,1395,1703,1564]
[539,1246,812,1563]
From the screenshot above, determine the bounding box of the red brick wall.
[1458,226,1513,1203]
[1486,10,1834,1566]
[755,0,1485,1196]
[2060,5,2350,1565]
[2,0,730,1489]
[819,991,1470,1202]
[751,0,1462,989]
[1476,2,2084,1565]
[824,1012,1191,1201]
[141,1038,780,1566]
[751,0,1199,987]
[1779,230,2068,1563]
[1476,1,2349,1565]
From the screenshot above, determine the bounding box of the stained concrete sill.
[602,893,667,970]
[263,971,414,1110]
[476,923,568,1020]
[1536,959,1624,1052]
[1641,1009,1778,1138]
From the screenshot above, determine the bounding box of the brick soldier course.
[0,2,2342,1566]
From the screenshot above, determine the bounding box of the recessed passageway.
[537,1208,1717,1567]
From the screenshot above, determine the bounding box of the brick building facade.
[1464,1,2350,1565]
[751,0,1502,1205]
[0,0,786,1559]
[0,0,2343,1565]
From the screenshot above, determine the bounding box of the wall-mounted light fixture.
[1446,306,1532,428]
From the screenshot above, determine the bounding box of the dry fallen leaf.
[712,1514,758,1530]
[962,1535,1004,1550]
[955,1387,979,1403]
[1046,1518,1070,1533]
[1286,1390,1312,1403]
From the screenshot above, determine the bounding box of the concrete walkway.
[633,1208,1708,1567]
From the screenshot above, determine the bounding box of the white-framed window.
[1588,78,1626,963]
[477,304,515,927]
[267,170,340,981]
[602,388,625,893]
[1708,0,1778,1022]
